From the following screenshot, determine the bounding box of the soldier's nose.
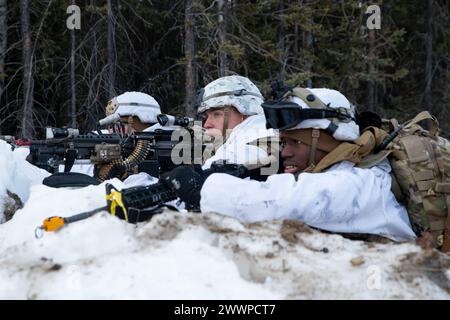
[203,117,214,129]
[281,145,293,159]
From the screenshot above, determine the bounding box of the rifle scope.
[157,114,194,128]
[46,127,80,139]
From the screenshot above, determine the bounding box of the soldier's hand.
[160,165,204,211]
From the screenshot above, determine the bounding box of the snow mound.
[0,179,449,299]
[0,141,49,221]
[0,181,280,299]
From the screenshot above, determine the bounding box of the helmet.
[106,91,161,124]
[288,88,359,141]
[263,88,359,141]
[197,75,264,116]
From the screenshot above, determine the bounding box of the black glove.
[204,162,250,179]
[160,165,205,211]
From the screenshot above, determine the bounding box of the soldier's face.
[108,119,132,136]
[280,133,328,174]
[108,116,149,135]
[202,106,245,138]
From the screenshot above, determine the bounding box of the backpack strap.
[441,203,450,253]
[307,127,387,173]
[403,111,439,137]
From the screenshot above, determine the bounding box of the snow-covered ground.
[0,140,449,299]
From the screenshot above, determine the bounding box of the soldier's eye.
[280,139,301,148]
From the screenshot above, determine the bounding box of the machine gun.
[31,112,206,181]
[28,130,125,174]
[94,114,205,181]
[36,157,276,235]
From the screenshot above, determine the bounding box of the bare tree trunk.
[85,0,99,122]
[184,0,197,117]
[277,0,286,80]
[107,0,116,99]
[366,29,376,112]
[217,0,228,76]
[304,0,313,88]
[69,0,77,128]
[19,0,34,138]
[292,23,299,62]
[0,0,6,98]
[424,0,433,112]
[304,31,313,88]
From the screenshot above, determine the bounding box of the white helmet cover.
[106,91,161,124]
[288,88,360,141]
[198,75,264,116]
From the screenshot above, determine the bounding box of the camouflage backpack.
[385,111,450,252]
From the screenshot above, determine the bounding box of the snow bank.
[0,182,280,299]
[0,141,49,221]
[0,180,449,299]
[0,141,449,299]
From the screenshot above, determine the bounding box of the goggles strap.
[286,87,328,110]
[285,88,357,121]
[263,106,355,130]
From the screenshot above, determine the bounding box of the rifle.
[27,116,205,180]
[126,129,204,178]
[28,130,125,174]
[35,157,276,236]
[109,160,255,220]
[28,111,208,181]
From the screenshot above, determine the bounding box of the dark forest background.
[0,0,448,139]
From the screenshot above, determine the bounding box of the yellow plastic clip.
[106,189,129,222]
